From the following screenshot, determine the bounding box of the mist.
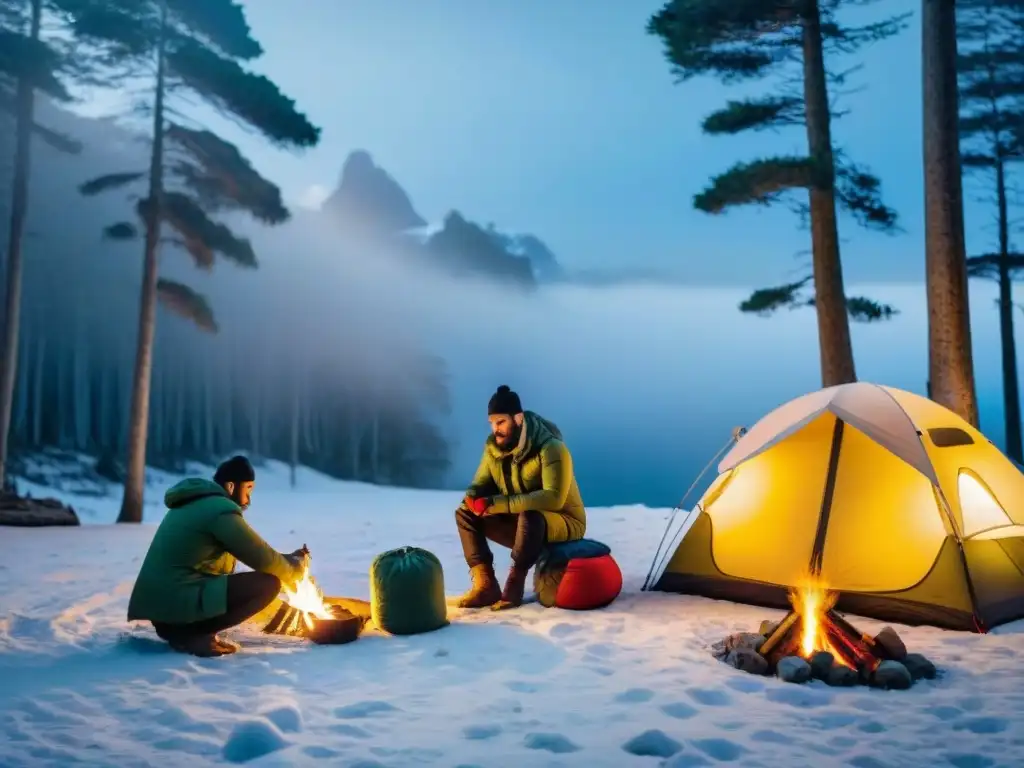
[3,100,1018,509]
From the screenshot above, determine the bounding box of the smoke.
[6,99,1017,507]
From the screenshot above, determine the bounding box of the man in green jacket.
[455,385,586,610]
[127,456,307,657]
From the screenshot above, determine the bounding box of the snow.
[3,461,1024,767]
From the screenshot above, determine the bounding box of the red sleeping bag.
[554,553,623,610]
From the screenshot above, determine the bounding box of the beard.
[495,423,522,449]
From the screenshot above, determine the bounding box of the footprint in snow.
[750,729,793,745]
[622,729,683,759]
[333,701,399,719]
[952,716,1008,734]
[523,732,580,753]
[944,753,996,768]
[660,702,700,720]
[547,623,581,638]
[614,688,654,704]
[585,643,614,658]
[505,680,540,693]
[691,737,747,762]
[329,724,370,738]
[685,687,732,706]
[463,724,501,740]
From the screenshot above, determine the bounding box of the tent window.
[958,470,1012,538]
[928,427,974,447]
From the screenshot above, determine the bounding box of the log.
[826,609,888,659]
[759,610,799,658]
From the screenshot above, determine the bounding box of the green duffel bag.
[369,546,449,635]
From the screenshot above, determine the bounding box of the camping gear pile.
[370,546,449,635]
[534,539,623,610]
[646,383,1024,634]
[712,582,938,689]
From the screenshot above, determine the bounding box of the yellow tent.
[651,383,1024,632]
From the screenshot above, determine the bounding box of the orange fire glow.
[788,576,848,664]
[280,568,333,629]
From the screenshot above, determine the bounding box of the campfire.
[263,568,366,645]
[271,568,335,633]
[712,575,938,689]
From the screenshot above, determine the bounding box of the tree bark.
[801,0,857,387]
[995,158,1021,460]
[0,0,43,490]
[922,0,979,426]
[118,0,169,523]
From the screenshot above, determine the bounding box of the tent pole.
[643,431,742,591]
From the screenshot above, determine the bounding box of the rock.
[825,665,860,687]
[725,649,768,675]
[0,492,79,527]
[870,660,912,690]
[809,651,834,680]
[902,653,937,681]
[874,626,907,660]
[725,632,764,653]
[759,619,780,636]
[776,656,812,684]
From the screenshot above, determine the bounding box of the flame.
[280,568,333,630]
[788,575,839,659]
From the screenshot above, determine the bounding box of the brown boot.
[170,633,227,658]
[213,635,240,654]
[456,564,502,608]
[492,566,529,611]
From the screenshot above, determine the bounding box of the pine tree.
[923,0,979,426]
[64,0,319,521]
[958,0,1024,459]
[0,0,84,492]
[647,0,907,386]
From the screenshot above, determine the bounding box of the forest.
[0,0,1022,524]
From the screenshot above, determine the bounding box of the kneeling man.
[455,385,586,609]
[127,455,307,657]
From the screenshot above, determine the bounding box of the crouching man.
[455,385,586,609]
[127,455,307,657]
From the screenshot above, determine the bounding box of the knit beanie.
[487,385,523,416]
[214,455,255,485]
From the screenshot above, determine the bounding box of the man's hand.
[465,496,491,516]
[286,547,310,573]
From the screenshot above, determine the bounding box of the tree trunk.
[0,0,43,489]
[922,0,979,426]
[800,0,856,387]
[995,158,1021,460]
[118,1,169,523]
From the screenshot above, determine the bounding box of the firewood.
[826,610,887,659]
[758,610,799,658]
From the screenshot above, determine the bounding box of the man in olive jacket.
[127,456,306,657]
[455,385,586,610]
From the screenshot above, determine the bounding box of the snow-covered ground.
[2,460,1024,767]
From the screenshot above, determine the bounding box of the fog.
[5,102,1019,508]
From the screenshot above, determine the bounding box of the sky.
[186,0,1009,288]
[35,0,1020,506]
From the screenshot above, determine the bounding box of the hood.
[487,411,562,460]
[164,477,232,509]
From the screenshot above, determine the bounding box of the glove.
[286,548,310,574]
[466,496,491,516]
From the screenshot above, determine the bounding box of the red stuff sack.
[554,553,623,610]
